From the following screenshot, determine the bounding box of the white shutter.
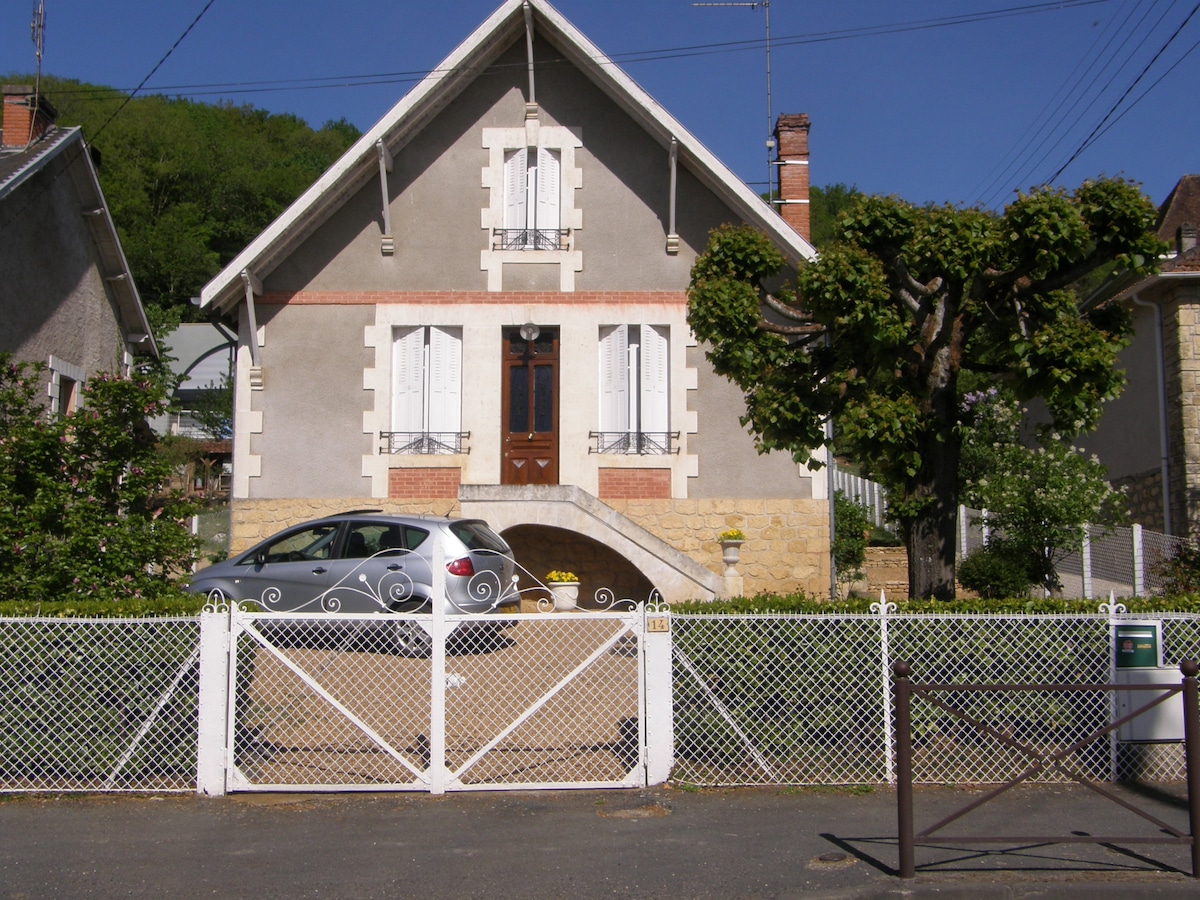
[427,326,462,435]
[598,325,629,432]
[503,148,528,231]
[392,327,426,432]
[639,325,670,433]
[535,148,560,233]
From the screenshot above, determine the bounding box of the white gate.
[197,602,672,794]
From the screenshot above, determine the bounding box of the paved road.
[1,783,1197,898]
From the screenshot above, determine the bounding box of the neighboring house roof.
[1088,174,1200,306]
[0,125,157,357]
[200,0,816,313]
[1155,173,1200,242]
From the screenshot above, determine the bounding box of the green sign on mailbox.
[1113,621,1162,669]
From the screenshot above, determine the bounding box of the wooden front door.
[501,327,559,485]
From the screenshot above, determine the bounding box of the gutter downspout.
[1131,292,1172,535]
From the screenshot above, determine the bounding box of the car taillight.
[446,557,474,577]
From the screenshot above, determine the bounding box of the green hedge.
[0,592,208,619]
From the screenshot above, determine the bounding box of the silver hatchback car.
[187,512,518,652]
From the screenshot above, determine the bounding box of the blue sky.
[3,0,1198,210]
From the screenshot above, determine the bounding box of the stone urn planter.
[548,582,580,611]
[544,571,580,611]
[720,540,744,576]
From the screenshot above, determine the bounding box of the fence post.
[1082,527,1094,600]
[1181,660,1200,878]
[894,660,915,879]
[874,594,897,783]
[1133,524,1145,597]
[429,536,447,795]
[196,606,230,796]
[643,602,674,785]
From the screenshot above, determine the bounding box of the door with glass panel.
[501,327,558,485]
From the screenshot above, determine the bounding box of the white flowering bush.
[958,387,1122,594]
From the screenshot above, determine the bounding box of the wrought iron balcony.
[492,228,569,251]
[589,431,680,455]
[380,431,470,455]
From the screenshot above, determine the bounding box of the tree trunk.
[905,379,961,600]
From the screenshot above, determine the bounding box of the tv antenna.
[28,1,46,145]
[693,1,773,196]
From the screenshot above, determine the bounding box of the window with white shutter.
[595,325,673,454]
[387,326,465,454]
[499,147,561,250]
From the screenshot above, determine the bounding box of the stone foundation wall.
[229,496,831,599]
[1113,468,1166,533]
[604,498,830,598]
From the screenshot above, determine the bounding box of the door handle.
[387,564,402,571]
[312,566,327,574]
[527,433,533,441]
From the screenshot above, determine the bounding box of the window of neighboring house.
[501,147,561,250]
[596,325,673,454]
[387,326,464,454]
[47,356,84,416]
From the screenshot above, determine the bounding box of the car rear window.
[448,521,510,553]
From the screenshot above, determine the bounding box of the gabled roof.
[0,126,157,357]
[200,0,816,313]
[1155,173,1200,242]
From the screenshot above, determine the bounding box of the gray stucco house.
[1082,174,1200,539]
[1,85,156,407]
[200,0,830,603]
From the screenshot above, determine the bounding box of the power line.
[1047,0,1200,183]
[40,1,1109,108]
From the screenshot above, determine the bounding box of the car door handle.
[387,564,403,571]
[311,566,327,574]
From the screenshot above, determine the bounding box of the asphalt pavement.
[1,782,1198,898]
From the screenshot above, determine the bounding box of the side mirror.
[254,549,267,566]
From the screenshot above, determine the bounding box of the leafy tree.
[4,76,360,325]
[809,183,863,249]
[687,179,1162,599]
[0,354,200,603]
[959,387,1122,593]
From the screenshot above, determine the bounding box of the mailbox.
[1113,621,1162,669]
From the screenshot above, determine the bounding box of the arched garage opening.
[503,524,656,610]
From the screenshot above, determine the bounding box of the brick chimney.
[773,113,810,242]
[2,85,58,149]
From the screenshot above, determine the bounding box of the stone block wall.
[228,496,831,599]
[1113,468,1166,534]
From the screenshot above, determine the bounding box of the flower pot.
[548,582,580,611]
[720,540,743,576]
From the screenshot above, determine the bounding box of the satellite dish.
[520,323,540,342]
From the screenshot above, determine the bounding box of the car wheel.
[392,619,433,658]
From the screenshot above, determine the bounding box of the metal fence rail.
[672,607,1200,787]
[0,616,201,792]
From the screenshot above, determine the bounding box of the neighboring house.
[1083,174,1200,538]
[153,322,237,497]
[0,84,156,405]
[200,0,829,603]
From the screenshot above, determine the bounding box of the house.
[199,0,830,603]
[0,84,156,405]
[1082,174,1200,538]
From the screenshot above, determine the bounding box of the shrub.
[1155,540,1200,595]
[956,541,1035,600]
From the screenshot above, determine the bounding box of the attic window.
[494,147,565,251]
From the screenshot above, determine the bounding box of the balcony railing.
[380,431,470,455]
[491,228,569,251]
[589,431,680,455]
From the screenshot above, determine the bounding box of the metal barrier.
[893,659,1200,879]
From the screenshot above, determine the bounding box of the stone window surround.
[481,123,583,292]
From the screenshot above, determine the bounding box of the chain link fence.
[672,609,1200,787]
[3,609,1199,793]
[0,616,201,792]
[958,507,1190,598]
